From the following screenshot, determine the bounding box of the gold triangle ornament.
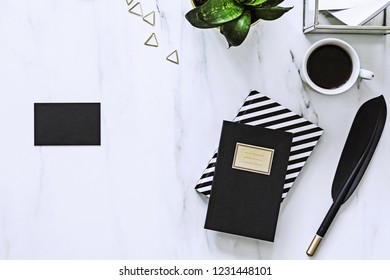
[144,33,159,47]
[125,0,133,6]
[166,50,179,65]
[128,2,143,17]
[143,11,155,26]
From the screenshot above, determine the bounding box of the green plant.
[185,0,293,47]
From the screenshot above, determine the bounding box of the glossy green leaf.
[185,6,221,28]
[198,0,245,25]
[252,6,293,21]
[258,0,285,7]
[242,0,268,7]
[193,0,208,6]
[220,9,251,47]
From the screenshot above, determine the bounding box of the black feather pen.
[306,95,387,256]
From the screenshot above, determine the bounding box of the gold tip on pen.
[306,235,322,256]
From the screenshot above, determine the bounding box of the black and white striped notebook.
[195,90,323,202]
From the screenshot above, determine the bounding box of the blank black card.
[34,103,101,146]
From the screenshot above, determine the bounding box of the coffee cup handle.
[359,69,374,80]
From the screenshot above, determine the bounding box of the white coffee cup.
[301,38,374,95]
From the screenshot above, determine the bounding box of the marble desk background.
[0,0,389,260]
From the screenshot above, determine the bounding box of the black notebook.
[204,121,293,241]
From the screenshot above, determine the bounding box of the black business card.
[204,121,293,241]
[34,103,101,146]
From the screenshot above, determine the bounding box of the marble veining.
[0,0,389,259]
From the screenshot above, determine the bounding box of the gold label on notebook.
[232,143,274,175]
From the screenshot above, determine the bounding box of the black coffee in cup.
[307,45,353,90]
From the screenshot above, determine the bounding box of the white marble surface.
[0,0,389,260]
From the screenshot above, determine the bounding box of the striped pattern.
[195,90,323,202]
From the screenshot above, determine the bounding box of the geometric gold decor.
[166,50,179,65]
[129,2,143,17]
[144,33,159,47]
[143,11,155,26]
